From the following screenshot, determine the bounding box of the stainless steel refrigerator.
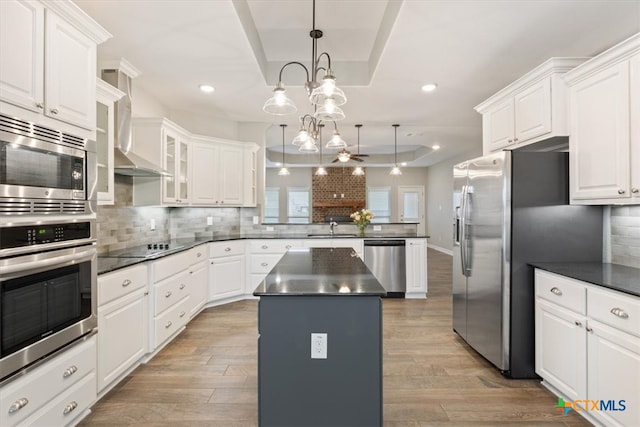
[452,150,602,378]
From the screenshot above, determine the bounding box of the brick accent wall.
[311,167,366,223]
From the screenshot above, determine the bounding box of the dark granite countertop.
[532,262,640,297]
[253,247,386,296]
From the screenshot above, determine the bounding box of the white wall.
[265,167,313,223]
[426,148,482,253]
[169,108,239,140]
[365,167,429,223]
[131,85,170,117]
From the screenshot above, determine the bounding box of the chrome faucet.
[329,221,338,236]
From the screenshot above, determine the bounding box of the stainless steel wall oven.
[0,113,96,216]
[0,219,97,382]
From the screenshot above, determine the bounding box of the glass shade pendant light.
[278,124,290,176]
[292,125,311,146]
[390,124,402,176]
[314,98,345,121]
[325,122,347,149]
[309,71,347,107]
[315,124,328,176]
[263,82,297,115]
[299,139,319,153]
[352,124,365,176]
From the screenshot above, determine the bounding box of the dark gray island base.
[254,247,386,427]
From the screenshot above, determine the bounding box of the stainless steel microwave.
[0,114,96,215]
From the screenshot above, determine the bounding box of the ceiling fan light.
[352,166,365,176]
[314,103,345,121]
[338,151,351,162]
[263,83,297,115]
[278,167,290,176]
[326,130,347,149]
[390,165,402,176]
[299,140,319,153]
[315,166,328,176]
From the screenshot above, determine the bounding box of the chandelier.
[263,0,347,154]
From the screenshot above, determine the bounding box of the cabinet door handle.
[179,311,186,318]
[586,326,593,332]
[550,287,562,296]
[50,108,59,115]
[610,307,629,319]
[514,138,519,142]
[122,279,132,287]
[8,398,29,413]
[197,252,202,257]
[631,187,639,194]
[165,321,173,329]
[574,321,582,327]
[508,139,513,143]
[261,262,268,267]
[165,291,172,298]
[285,245,291,249]
[618,189,626,195]
[63,365,78,378]
[225,247,231,252]
[262,245,268,249]
[180,283,186,290]
[63,401,78,415]
[35,102,44,109]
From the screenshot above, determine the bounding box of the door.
[465,151,510,370]
[452,161,468,337]
[398,185,425,235]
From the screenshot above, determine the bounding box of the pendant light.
[315,124,327,176]
[352,124,365,176]
[390,124,402,176]
[278,124,290,176]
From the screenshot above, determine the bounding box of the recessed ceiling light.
[421,83,438,92]
[432,144,441,150]
[199,84,215,93]
[401,162,407,166]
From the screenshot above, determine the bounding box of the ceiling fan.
[331,124,369,163]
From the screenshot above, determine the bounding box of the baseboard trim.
[427,243,453,256]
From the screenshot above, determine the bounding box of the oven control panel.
[1,222,92,250]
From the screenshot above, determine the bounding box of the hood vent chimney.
[101,59,169,177]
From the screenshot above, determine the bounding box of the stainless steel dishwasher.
[363,240,406,297]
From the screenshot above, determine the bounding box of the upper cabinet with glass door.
[95,78,124,205]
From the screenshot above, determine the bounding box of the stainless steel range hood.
[101,64,170,177]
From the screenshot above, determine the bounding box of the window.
[367,187,391,223]
[287,187,310,223]
[264,187,279,223]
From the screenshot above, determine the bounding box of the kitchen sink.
[306,234,358,238]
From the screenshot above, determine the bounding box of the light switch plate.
[311,333,327,359]
[206,216,213,225]
[266,226,274,232]
[373,225,382,231]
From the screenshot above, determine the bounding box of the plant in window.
[350,208,374,237]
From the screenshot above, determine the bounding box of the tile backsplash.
[610,206,640,268]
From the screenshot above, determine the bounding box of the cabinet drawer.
[98,264,147,306]
[535,269,586,314]
[250,240,299,254]
[152,251,192,283]
[251,254,284,273]
[18,372,96,427]
[209,240,245,258]
[153,269,190,315]
[0,335,96,427]
[588,287,640,337]
[188,245,208,263]
[154,296,190,346]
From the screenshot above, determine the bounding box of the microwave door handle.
[0,247,96,276]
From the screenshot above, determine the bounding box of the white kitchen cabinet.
[243,145,259,207]
[188,246,209,318]
[564,34,640,204]
[95,78,125,205]
[304,238,363,258]
[163,127,190,205]
[209,240,245,301]
[249,240,303,291]
[475,58,587,155]
[535,269,640,426]
[0,335,96,427]
[0,0,109,139]
[97,264,148,395]
[405,238,427,299]
[191,139,244,206]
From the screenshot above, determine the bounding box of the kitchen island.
[253,247,386,427]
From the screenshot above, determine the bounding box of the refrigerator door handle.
[461,185,473,277]
[460,184,468,276]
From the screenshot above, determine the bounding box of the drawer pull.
[8,398,28,413]
[261,245,268,249]
[586,326,593,333]
[261,262,268,267]
[63,401,78,415]
[122,279,132,287]
[180,283,186,290]
[165,291,172,298]
[35,102,44,109]
[50,108,59,115]
[63,365,78,378]
[179,311,186,318]
[610,307,629,319]
[574,321,582,327]
[225,247,231,252]
[285,245,292,249]
[165,321,173,329]
[550,287,562,296]
[632,187,639,194]
[618,189,626,195]
[197,252,202,257]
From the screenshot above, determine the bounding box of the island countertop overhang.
[253,247,387,296]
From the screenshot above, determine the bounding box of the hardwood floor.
[81,248,590,426]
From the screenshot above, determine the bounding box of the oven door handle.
[0,247,96,276]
